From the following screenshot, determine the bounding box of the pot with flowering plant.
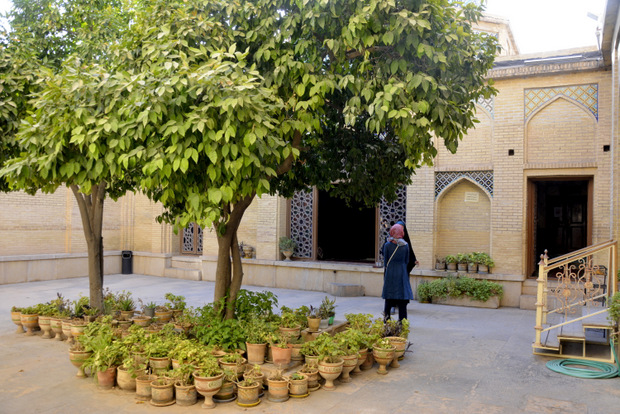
[269,333,292,368]
[372,337,396,375]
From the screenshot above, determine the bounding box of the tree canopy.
[1,0,498,316]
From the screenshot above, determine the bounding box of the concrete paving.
[1,274,618,414]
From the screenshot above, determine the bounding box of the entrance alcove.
[436,179,491,259]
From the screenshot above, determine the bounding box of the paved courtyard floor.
[1,274,619,413]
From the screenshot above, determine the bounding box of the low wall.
[0,251,122,284]
[1,252,525,307]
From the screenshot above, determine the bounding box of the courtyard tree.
[1,0,498,317]
[122,0,498,317]
[0,0,132,310]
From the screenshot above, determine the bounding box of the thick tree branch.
[276,129,302,175]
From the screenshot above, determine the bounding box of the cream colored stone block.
[0,261,29,284]
[242,262,276,288]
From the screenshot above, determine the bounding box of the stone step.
[519,294,537,310]
[170,256,202,270]
[163,267,201,281]
[326,283,365,297]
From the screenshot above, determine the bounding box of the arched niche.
[436,178,491,259]
[525,96,597,164]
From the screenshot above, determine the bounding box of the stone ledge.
[433,295,500,309]
[327,283,365,297]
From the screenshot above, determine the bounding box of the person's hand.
[415,260,419,266]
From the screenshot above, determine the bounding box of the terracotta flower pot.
[38,316,53,339]
[318,357,344,390]
[354,348,368,374]
[136,374,158,401]
[97,366,117,389]
[61,319,74,345]
[360,351,374,370]
[307,317,321,332]
[116,366,136,391]
[289,343,303,361]
[267,377,289,402]
[297,367,319,391]
[120,310,135,321]
[245,342,266,365]
[304,354,319,367]
[288,373,308,397]
[218,356,247,379]
[132,316,151,327]
[150,378,175,407]
[154,310,173,323]
[11,311,24,334]
[271,346,292,367]
[149,357,171,375]
[50,318,64,341]
[373,346,395,375]
[68,349,92,378]
[237,381,261,406]
[70,322,87,340]
[175,383,197,406]
[278,325,301,339]
[20,313,38,336]
[339,353,358,383]
[193,371,224,409]
[213,379,235,402]
[386,337,407,368]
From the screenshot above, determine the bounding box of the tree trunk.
[71,183,106,311]
[213,193,255,319]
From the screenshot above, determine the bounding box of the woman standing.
[382,222,416,321]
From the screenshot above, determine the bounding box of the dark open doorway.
[528,178,592,276]
[316,189,376,263]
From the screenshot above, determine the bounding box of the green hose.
[545,339,619,379]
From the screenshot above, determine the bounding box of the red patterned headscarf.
[389,223,404,242]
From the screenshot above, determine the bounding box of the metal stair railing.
[533,240,617,352]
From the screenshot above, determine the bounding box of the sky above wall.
[0,0,609,55]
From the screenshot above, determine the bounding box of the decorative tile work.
[525,84,598,120]
[477,95,494,118]
[435,171,494,198]
[290,190,314,258]
[377,186,408,264]
[181,223,203,254]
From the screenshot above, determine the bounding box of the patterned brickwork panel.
[435,171,494,198]
[291,191,314,258]
[477,95,494,118]
[525,84,598,120]
[377,186,408,264]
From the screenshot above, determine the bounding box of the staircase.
[163,256,202,281]
[532,240,618,363]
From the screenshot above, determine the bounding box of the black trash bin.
[121,251,133,274]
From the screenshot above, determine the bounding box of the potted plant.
[307,305,321,332]
[169,363,197,406]
[435,256,446,271]
[313,333,345,390]
[82,341,125,388]
[269,333,292,367]
[417,281,432,303]
[423,275,504,308]
[236,377,261,406]
[145,334,173,374]
[445,254,458,271]
[319,296,336,327]
[117,350,146,391]
[279,310,301,339]
[243,317,270,365]
[456,253,469,272]
[372,337,396,375]
[297,362,320,392]
[10,306,24,334]
[164,292,187,319]
[139,300,157,318]
[266,368,289,402]
[279,236,297,260]
[219,352,247,379]
[288,372,308,397]
[19,305,39,336]
[68,341,93,378]
[475,252,495,274]
[193,357,224,409]
[333,330,361,382]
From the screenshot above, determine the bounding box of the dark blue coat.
[381,240,414,300]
